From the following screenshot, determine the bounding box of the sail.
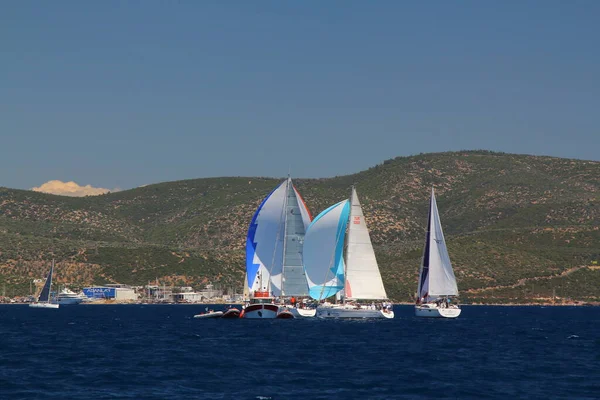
[293,185,312,230]
[245,181,287,296]
[417,189,458,300]
[281,179,312,296]
[243,271,249,301]
[345,187,388,300]
[303,200,350,300]
[38,261,54,303]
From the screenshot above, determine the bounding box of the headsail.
[303,200,350,300]
[345,187,388,300]
[38,260,54,303]
[417,188,458,300]
[245,181,287,295]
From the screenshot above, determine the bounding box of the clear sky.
[2,1,599,192]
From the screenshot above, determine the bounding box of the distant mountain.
[1,150,599,303]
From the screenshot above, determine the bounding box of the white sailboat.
[243,177,315,318]
[303,187,393,319]
[415,188,461,318]
[29,260,60,309]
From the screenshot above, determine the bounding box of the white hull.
[194,311,223,319]
[316,304,393,319]
[288,307,316,318]
[415,304,461,318]
[29,302,60,309]
[242,304,279,319]
[56,297,85,305]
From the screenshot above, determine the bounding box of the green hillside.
[1,150,599,303]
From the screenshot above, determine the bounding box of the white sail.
[345,187,388,300]
[303,200,350,300]
[246,181,287,296]
[245,178,312,297]
[417,188,458,299]
[281,180,311,296]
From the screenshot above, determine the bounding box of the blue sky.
[2,1,599,191]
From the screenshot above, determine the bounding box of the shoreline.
[2,301,597,307]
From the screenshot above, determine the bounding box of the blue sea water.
[0,305,598,400]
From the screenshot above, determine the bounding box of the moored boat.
[56,288,87,305]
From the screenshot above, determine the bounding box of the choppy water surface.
[0,305,598,399]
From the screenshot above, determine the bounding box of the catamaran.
[303,186,393,319]
[243,177,315,318]
[415,188,461,318]
[29,260,60,309]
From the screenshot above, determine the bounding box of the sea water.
[0,305,598,399]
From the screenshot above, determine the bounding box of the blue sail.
[303,200,350,300]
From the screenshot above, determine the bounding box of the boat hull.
[221,308,241,318]
[193,311,223,319]
[276,309,294,319]
[415,305,461,318]
[56,297,85,305]
[289,307,316,318]
[316,304,393,319]
[29,302,60,309]
[242,304,279,319]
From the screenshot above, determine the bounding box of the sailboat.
[303,186,393,319]
[415,188,461,318]
[29,260,60,309]
[243,177,315,318]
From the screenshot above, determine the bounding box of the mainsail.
[417,188,458,300]
[345,187,388,300]
[281,183,312,296]
[38,261,54,303]
[303,200,350,300]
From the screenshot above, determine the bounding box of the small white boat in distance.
[29,260,60,309]
[415,188,461,318]
[193,310,223,319]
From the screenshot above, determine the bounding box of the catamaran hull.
[29,303,60,309]
[242,304,279,319]
[316,305,393,319]
[415,305,461,318]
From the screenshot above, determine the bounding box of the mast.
[417,188,433,304]
[340,186,353,304]
[280,176,291,296]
